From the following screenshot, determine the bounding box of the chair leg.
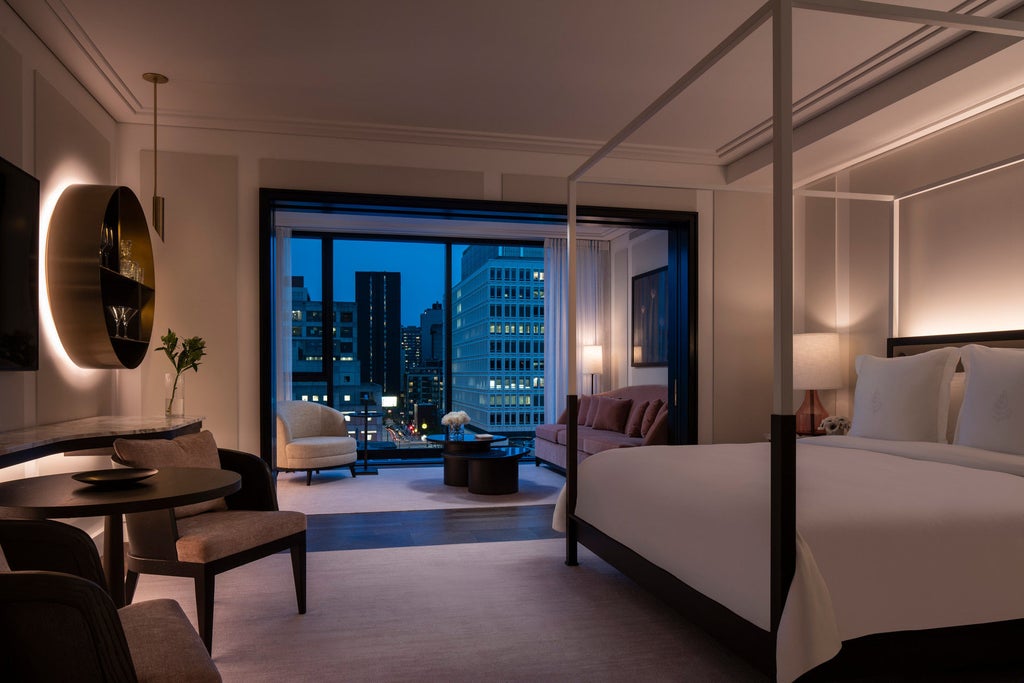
[194,570,216,653]
[349,463,357,477]
[305,470,312,486]
[290,537,306,615]
[124,569,140,604]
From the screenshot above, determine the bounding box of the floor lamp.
[582,345,603,395]
[359,392,379,475]
[793,333,842,435]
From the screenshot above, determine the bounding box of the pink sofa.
[534,384,669,470]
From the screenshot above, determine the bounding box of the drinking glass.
[107,305,125,338]
[107,305,137,338]
[99,225,114,267]
[121,307,138,338]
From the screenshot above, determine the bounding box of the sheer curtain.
[274,223,293,403]
[544,238,610,422]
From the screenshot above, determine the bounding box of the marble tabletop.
[0,415,204,462]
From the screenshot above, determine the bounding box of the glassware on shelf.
[107,305,138,339]
[99,225,114,268]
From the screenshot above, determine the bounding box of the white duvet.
[554,436,1024,682]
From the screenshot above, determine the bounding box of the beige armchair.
[276,400,358,485]
[112,430,306,654]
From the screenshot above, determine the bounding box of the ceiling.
[9,0,1024,184]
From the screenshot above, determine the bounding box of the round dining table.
[0,466,240,606]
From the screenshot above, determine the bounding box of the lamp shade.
[582,345,603,375]
[793,333,841,390]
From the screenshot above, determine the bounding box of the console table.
[0,415,203,468]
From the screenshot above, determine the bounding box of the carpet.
[276,463,565,515]
[130,538,765,682]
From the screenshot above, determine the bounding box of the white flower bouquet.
[441,410,470,440]
[441,410,470,427]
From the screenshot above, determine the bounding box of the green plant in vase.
[157,329,207,417]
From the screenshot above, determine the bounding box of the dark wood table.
[0,466,240,606]
[441,447,530,495]
[427,434,510,486]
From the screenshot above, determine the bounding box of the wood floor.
[306,504,562,551]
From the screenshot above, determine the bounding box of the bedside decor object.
[157,329,206,417]
[441,410,470,440]
[793,333,842,435]
[819,416,850,436]
[143,72,168,240]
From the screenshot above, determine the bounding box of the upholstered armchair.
[276,400,358,485]
[112,430,306,653]
[0,518,221,683]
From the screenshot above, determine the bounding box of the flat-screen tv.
[0,154,39,371]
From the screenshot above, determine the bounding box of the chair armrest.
[218,448,279,511]
[0,519,106,586]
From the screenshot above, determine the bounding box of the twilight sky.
[291,238,468,326]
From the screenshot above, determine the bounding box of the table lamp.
[793,333,841,435]
[582,345,603,395]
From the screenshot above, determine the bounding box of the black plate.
[72,468,158,489]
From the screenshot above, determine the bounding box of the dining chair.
[112,430,306,653]
[0,518,221,683]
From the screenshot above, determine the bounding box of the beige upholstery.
[175,509,307,563]
[119,599,222,683]
[112,433,307,653]
[277,400,358,484]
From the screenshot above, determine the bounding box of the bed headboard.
[887,329,1024,358]
[887,329,1024,442]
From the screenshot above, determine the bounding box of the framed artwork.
[631,267,668,367]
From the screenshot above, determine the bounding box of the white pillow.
[848,347,959,442]
[954,344,1024,455]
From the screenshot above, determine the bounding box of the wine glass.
[107,305,125,338]
[121,307,138,338]
[107,305,137,338]
[99,225,114,268]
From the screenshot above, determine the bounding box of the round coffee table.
[440,446,530,495]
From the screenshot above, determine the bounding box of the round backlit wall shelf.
[47,185,155,369]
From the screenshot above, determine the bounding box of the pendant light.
[143,72,168,240]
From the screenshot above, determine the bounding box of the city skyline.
[290,238,469,326]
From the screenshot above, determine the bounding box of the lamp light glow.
[793,333,841,435]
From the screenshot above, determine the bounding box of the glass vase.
[449,424,465,441]
[165,372,185,417]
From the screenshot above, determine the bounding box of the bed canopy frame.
[562,1,1024,678]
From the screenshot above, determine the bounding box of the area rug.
[130,538,764,683]
[276,463,564,515]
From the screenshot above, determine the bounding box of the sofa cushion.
[641,399,664,437]
[535,423,565,444]
[625,400,648,438]
[556,409,568,424]
[113,431,228,519]
[577,396,592,425]
[583,434,644,454]
[585,397,602,426]
[642,406,670,446]
[592,397,633,432]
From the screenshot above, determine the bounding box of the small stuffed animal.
[820,416,850,436]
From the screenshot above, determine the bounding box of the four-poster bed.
[560,1,1024,680]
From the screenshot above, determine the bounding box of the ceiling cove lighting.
[143,72,168,240]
